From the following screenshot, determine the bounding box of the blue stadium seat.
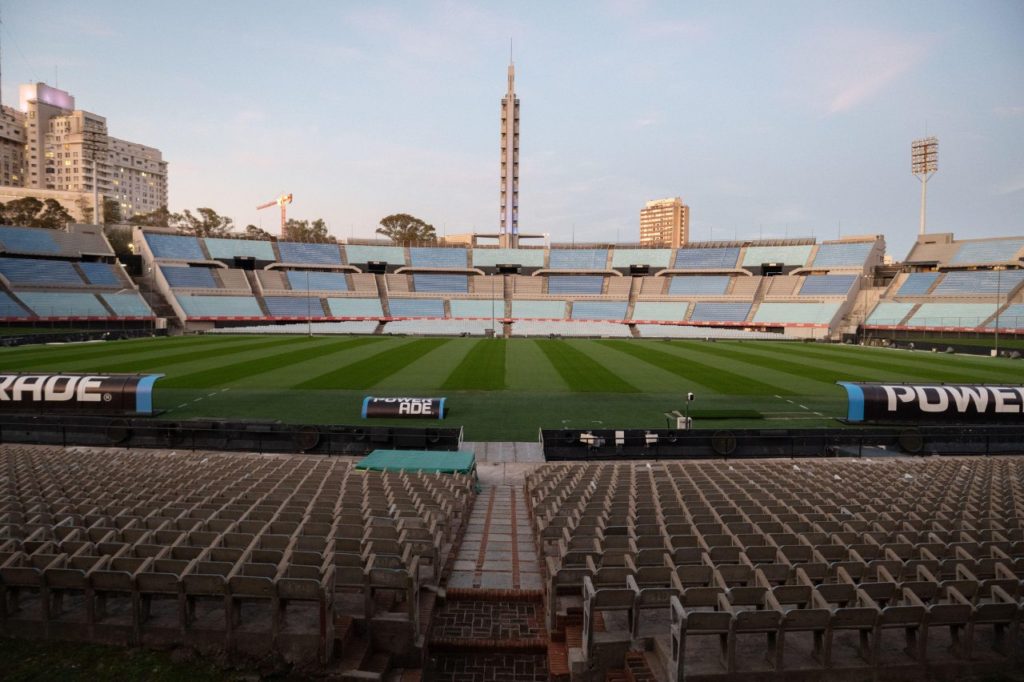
[811,242,873,268]
[409,247,468,268]
[389,298,445,317]
[799,274,856,296]
[264,296,326,317]
[673,247,740,269]
[326,297,384,317]
[907,303,997,328]
[990,304,1024,328]
[896,272,940,296]
[931,270,1024,296]
[162,265,219,288]
[471,248,546,268]
[0,258,83,286]
[689,302,751,322]
[18,292,109,317]
[511,300,567,318]
[631,301,688,321]
[571,301,628,320]
[0,226,60,255]
[741,245,813,267]
[610,249,672,269]
[204,237,276,261]
[866,302,915,326]
[343,244,406,265]
[752,302,841,324]
[177,295,263,318]
[285,270,349,291]
[101,293,153,317]
[0,291,29,318]
[277,241,342,265]
[413,273,469,293]
[548,249,609,270]
[78,261,123,286]
[668,275,730,295]
[952,239,1024,265]
[547,275,604,295]
[145,233,205,260]
[450,299,499,317]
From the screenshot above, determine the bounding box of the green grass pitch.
[2,335,1021,441]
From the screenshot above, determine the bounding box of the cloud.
[790,27,937,115]
[994,105,1024,117]
[993,173,1024,196]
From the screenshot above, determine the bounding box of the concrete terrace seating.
[0,445,472,666]
[285,270,349,292]
[572,301,628,320]
[741,245,813,268]
[689,302,751,323]
[632,301,688,322]
[669,276,730,296]
[409,247,467,269]
[611,249,673,269]
[145,233,205,261]
[511,320,631,337]
[512,299,567,319]
[866,301,915,326]
[799,274,856,296]
[548,275,605,295]
[263,296,326,317]
[906,303,997,328]
[276,242,342,266]
[412,273,468,293]
[810,242,873,268]
[17,292,109,317]
[470,248,546,268]
[326,297,384,318]
[101,293,153,317]
[527,458,1024,681]
[161,265,219,289]
[548,249,608,270]
[753,302,841,325]
[0,258,84,287]
[388,298,444,318]
[931,270,1024,297]
[952,238,1024,265]
[0,291,28,317]
[204,238,277,262]
[673,247,740,270]
[896,272,940,296]
[176,295,263,318]
[990,304,1024,328]
[449,299,500,318]
[78,261,124,287]
[343,245,406,267]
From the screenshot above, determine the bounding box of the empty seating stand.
[162,265,219,288]
[549,249,609,270]
[689,302,751,323]
[277,242,342,266]
[669,276,730,296]
[572,301,628,320]
[527,457,1024,681]
[412,274,468,293]
[932,270,1024,297]
[896,272,940,296]
[548,275,605,295]
[673,248,740,270]
[952,238,1024,265]
[389,298,445,318]
[264,296,326,317]
[176,295,263,319]
[799,274,856,296]
[145,233,205,260]
[0,258,83,287]
[78,262,124,287]
[286,270,349,292]
[409,247,467,269]
[810,242,873,268]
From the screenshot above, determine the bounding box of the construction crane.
[257,193,293,239]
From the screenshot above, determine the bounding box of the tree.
[244,224,274,240]
[0,197,74,229]
[376,213,436,245]
[105,226,134,258]
[129,206,172,227]
[284,218,332,242]
[104,198,122,225]
[171,207,235,237]
[75,196,95,224]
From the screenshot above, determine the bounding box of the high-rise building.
[639,197,689,247]
[499,62,519,248]
[0,106,26,186]
[6,82,167,220]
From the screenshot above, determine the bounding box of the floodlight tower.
[911,137,938,236]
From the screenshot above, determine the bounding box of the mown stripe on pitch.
[160,336,389,388]
[441,339,507,390]
[748,342,1015,385]
[62,336,313,374]
[534,339,639,393]
[600,340,795,396]
[295,337,451,390]
[792,342,1024,380]
[0,334,245,367]
[669,340,853,390]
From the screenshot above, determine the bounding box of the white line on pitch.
[176,403,187,409]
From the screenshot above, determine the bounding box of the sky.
[3,0,1023,258]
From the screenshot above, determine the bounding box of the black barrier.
[361,396,447,419]
[0,414,463,455]
[839,382,1024,423]
[0,373,164,415]
[540,425,1024,460]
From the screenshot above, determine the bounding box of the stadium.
[1,222,1023,681]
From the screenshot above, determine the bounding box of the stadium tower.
[499,59,519,248]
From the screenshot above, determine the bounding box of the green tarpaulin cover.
[355,449,476,474]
